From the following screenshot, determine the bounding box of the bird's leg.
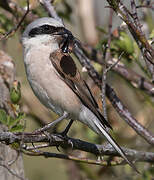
[61,119,74,137]
[33,111,69,134]
[56,119,74,152]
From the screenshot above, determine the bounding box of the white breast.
[23,41,81,119]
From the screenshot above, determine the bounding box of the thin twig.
[105,52,124,74]
[102,9,114,122]
[22,150,130,167]
[0,131,154,163]
[130,0,143,34]
[33,111,69,133]
[136,2,154,9]
[106,0,154,80]
[130,0,154,81]
[24,143,49,150]
[40,0,63,24]
[7,151,20,166]
[136,5,154,9]
[0,162,27,180]
[82,45,154,96]
[73,43,154,145]
[0,0,30,41]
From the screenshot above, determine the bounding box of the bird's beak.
[52,29,72,37]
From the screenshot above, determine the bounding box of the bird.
[21,17,138,172]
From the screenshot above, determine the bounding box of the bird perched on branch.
[21,17,138,172]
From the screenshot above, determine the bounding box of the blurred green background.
[0,0,154,179]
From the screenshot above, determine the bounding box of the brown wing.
[50,50,112,129]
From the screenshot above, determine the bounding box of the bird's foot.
[60,119,74,137]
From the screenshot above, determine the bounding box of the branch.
[40,0,63,24]
[111,63,154,96]
[0,162,27,180]
[73,44,154,145]
[106,0,154,79]
[0,131,154,164]
[23,150,126,167]
[0,50,26,179]
[102,9,114,122]
[83,45,154,96]
[23,150,147,167]
[0,0,30,41]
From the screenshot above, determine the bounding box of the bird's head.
[22,17,74,53]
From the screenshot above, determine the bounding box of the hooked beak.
[52,29,73,37]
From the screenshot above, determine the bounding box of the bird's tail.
[84,115,139,173]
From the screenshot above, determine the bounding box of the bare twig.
[0,0,30,41]
[82,45,154,96]
[136,5,154,9]
[102,65,108,121]
[0,50,26,179]
[130,0,143,34]
[130,0,154,82]
[111,62,154,96]
[104,8,113,62]
[22,150,130,167]
[107,1,154,63]
[73,44,154,145]
[0,162,27,180]
[102,9,114,122]
[106,0,154,80]
[105,52,124,74]
[40,0,63,24]
[33,111,69,133]
[0,131,154,163]
[102,52,124,115]
[24,143,49,150]
[7,151,20,166]
[136,2,154,9]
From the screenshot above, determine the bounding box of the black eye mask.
[28,25,66,37]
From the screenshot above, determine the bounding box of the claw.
[56,145,61,152]
[61,119,74,137]
[67,139,73,149]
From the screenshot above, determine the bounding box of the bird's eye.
[43,25,50,30]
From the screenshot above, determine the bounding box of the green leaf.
[10,88,21,104]
[8,112,25,128]
[0,14,13,31]
[11,142,20,150]
[7,116,20,128]
[7,116,15,127]
[10,124,24,132]
[113,31,134,55]
[10,81,21,104]
[0,109,7,125]
[17,112,25,121]
[96,26,107,34]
